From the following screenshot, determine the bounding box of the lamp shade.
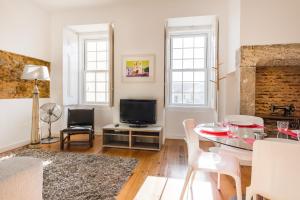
[21,65,50,81]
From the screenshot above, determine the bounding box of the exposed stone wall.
[256,66,300,116]
[0,50,50,99]
[240,44,300,115]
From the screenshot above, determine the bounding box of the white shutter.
[210,17,219,111]
[62,28,79,105]
[108,23,114,107]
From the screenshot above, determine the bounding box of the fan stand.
[41,121,60,144]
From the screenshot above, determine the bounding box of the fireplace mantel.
[240,44,300,115]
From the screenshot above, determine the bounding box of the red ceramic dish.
[200,129,229,137]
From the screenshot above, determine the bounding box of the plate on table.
[229,121,253,126]
[197,124,229,136]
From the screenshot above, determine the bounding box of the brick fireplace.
[240,44,300,130]
[256,66,300,116]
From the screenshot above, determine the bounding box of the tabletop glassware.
[227,124,239,138]
[277,121,289,138]
[277,121,289,131]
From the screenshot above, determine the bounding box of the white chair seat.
[181,119,242,200]
[209,146,252,166]
[246,139,300,200]
[193,151,240,177]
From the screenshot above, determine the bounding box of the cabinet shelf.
[132,135,159,138]
[102,124,163,151]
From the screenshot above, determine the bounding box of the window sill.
[64,104,112,111]
[166,105,215,112]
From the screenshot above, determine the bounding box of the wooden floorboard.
[2,135,251,200]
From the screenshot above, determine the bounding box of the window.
[84,39,109,104]
[169,33,208,106]
[63,23,114,106]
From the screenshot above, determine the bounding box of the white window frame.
[167,30,212,108]
[79,33,110,106]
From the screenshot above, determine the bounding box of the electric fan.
[40,103,63,144]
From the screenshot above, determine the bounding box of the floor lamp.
[21,65,50,145]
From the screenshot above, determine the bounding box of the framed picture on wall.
[122,54,155,82]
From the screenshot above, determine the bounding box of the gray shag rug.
[9,148,138,200]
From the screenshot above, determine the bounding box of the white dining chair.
[246,139,300,200]
[224,115,264,126]
[181,119,242,200]
[210,115,264,166]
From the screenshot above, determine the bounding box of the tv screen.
[120,99,156,125]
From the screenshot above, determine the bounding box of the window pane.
[106,93,109,102]
[87,42,97,51]
[168,34,208,106]
[96,82,106,92]
[194,37,205,47]
[172,72,182,82]
[194,71,205,81]
[96,93,106,102]
[87,62,97,70]
[172,93,182,104]
[183,93,193,104]
[86,92,95,102]
[172,60,182,69]
[194,59,205,69]
[172,37,183,48]
[194,82,205,92]
[183,82,193,92]
[86,82,95,92]
[86,72,95,82]
[183,48,193,59]
[172,82,182,93]
[97,41,107,51]
[183,37,193,48]
[172,49,182,59]
[96,72,106,82]
[183,72,193,82]
[183,59,193,69]
[194,48,205,59]
[97,61,107,70]
[194,93,205,104]
[97,52,107,61]
[87,52,97,62]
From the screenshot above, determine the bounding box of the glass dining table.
[193,123,277,151]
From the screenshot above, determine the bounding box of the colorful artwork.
[122,55,155,82]
[0,50,50,99]
[125,60,150,77]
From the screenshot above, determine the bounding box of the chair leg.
[67,134,70,148]
[180,167,193,200]
[60,131,64,150]
[246,187,258,200]
[217,173,221,190]
[189,170,196,199]
[89,131,93,147]
[245,187,252,200]
[234,177,243,200]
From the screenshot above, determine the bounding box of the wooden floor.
[15,135,251,200]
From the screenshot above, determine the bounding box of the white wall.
[2,0,300,151]
[219,0,241,119]
[50,0,233,138]
[241,0,300,45]
[0,0,51,152]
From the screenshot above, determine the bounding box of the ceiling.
[30,0,116,11]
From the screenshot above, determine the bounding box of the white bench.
[0,157,43,200]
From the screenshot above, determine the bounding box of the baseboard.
[0,139,30,153]
[165,135,184,140]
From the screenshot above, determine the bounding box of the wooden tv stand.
[102,124,163,151]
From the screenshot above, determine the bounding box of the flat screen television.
[120,99,156,127]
